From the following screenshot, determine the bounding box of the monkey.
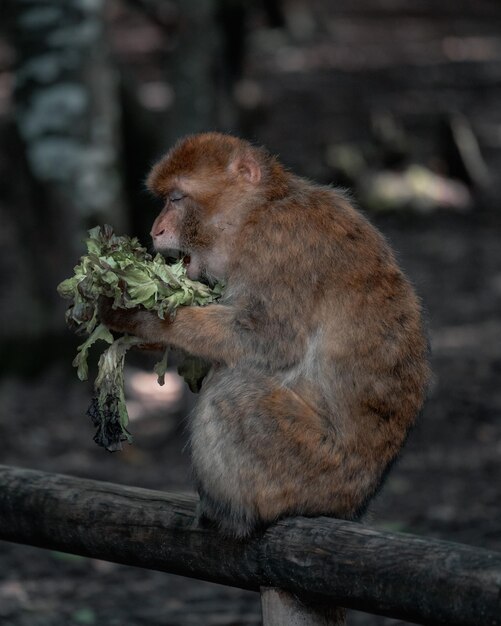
[100,132,430,538]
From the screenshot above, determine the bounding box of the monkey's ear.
[229,154,262,185]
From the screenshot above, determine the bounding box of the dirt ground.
[1,209,500,626]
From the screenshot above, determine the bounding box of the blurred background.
[1,0,501,624]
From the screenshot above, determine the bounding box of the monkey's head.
[147,133,288,282]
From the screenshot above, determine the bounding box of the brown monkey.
[101,132,430,537]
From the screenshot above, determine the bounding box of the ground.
[1,209,500,625]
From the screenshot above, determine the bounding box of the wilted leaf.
[72,323,114,381]
[58,225,224,450]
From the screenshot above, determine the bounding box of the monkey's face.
[149,190,218,282]
[147,134,264,282]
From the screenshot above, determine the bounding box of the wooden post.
[261,588,345,626]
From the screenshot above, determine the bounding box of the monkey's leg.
[190,367,362,538]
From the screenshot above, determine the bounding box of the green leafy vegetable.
[58,225,223,451]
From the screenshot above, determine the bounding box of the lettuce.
[58,225,223,451]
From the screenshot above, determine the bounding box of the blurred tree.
[164,0,221,144]
[125,0,284,145]
[7,0,126,336]
[123,0,224,144]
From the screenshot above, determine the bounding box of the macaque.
[101,132,430,537]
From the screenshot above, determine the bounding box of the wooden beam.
[0,465,500,626]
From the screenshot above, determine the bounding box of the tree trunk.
[8,0,126,336]
[164,0,223,145]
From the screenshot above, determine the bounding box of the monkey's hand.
[98,296,168,339]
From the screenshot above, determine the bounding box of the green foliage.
[58,225,223,451]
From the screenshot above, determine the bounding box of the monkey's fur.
[101,133,430,538]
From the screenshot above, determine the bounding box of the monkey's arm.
[99,301,245,366]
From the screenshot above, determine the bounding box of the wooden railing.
[0,465,500,625]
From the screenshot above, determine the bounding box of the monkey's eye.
[169,190,186,203]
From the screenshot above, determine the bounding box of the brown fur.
[101,132,431,538]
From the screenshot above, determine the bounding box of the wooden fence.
[0,465,500,625]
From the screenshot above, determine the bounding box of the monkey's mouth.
[160,247,190,266]
[159,248,204,282]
